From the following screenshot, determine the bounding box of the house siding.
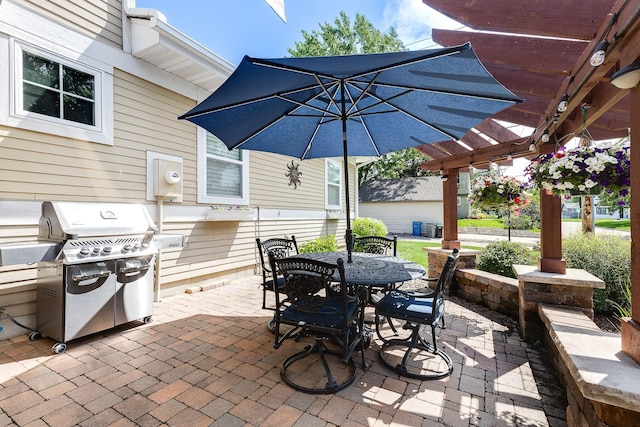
[13,0,123,49]
[359,201,443,235]
[0,0,355,339]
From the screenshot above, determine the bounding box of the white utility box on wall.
[154,158,183,200]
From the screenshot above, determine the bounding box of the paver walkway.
[0,276,567,426]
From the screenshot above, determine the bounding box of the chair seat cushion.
[263,277,285,291]
[376,291,443,324]
[282,298,358,328]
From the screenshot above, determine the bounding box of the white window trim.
[0,37,114,145]
[325,158,342,210]
[197,127,250,205]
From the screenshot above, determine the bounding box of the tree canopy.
[287,11,405,57]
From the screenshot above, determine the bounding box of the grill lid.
[39,201,158,241]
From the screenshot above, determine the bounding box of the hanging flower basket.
[526,145,630,203]
[468,175,530,211]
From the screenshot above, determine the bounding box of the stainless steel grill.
[32,201,162,353]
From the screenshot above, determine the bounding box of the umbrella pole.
[341,83,354,263]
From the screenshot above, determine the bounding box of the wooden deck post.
[441,168,460,250]
[538,190,566,274]
[622,85,640,365]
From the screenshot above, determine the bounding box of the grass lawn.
[458,218,506,228]
[397,240,483,269]
[564,218,630,231]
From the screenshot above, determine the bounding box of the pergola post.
[622,85,640,364]
[538,190,566,274]
[441,168,460,250]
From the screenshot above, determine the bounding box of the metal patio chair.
[374,248,459,380]
[268,253,369,394]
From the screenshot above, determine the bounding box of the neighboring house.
[359,177,444,235]
[0,0,353,338]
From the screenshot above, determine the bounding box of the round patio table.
[295,251,425,286]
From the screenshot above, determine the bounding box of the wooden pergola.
[418,0,640,363]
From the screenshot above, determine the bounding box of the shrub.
[352,217,387,237]
[298,234,338,253]
[476,240,536,278]
[562,233,631,313]
[504,215,534,230]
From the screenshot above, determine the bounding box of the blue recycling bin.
[412,221,422,236]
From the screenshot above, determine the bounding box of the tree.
[288,12,431,186]
[358,149,434,187]
[288,11,405,57]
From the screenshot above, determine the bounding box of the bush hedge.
[298,234,338,253]
[562,233,631,313]
[476,240,536,278]
[352,217,388,237]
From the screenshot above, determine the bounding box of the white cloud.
[382,0,462,50]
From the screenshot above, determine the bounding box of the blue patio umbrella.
[179,43,522,262]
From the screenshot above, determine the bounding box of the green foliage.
[476,240,536,279]
[358,149,434,187]
[609,279,632,319]
[298,235,338,253]
[287,11,405,57]
[352,217,387,237]
[504,215,534,230]
[562,233,631,313]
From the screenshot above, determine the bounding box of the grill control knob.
[102,247,112,255]
[79,248,90,257]
[133,243,141,251]
[92,247,100,255]
[122,244,132,253]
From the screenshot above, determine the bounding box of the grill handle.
[117,258,150,275]
[70,263,112,282]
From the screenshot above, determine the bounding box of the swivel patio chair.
[374,248,459,380]
[354,235,399,304]
[354,235,397,256]
[268,252,369,394]
[256,236,298,332]
[256,235,298,311]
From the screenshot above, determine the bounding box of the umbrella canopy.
[180,43,522,261]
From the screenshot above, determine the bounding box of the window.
[21,51,95,126]
[326,159,342,209]
[2,41,112,145]
[197,129,249,204]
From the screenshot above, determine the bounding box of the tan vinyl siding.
[0,71,195,203]
[250,152,355,212]
[13,0,123,49]
[113,69,198,202]
[250,152,326,209]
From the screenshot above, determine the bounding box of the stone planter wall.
[426,248,519,320]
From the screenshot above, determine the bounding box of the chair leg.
[280,338,357,394]
[378,322,453,380]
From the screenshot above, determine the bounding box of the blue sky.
[133,0,460,66]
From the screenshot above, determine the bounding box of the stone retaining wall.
[426,248,638,427]
[426,248,519,320]
[458,226,539,238]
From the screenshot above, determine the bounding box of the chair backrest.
[434,248,460,298]
[256,236,298,278]
[354,235,397,256]
[268,254,350,321]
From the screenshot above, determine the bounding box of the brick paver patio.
[0,275,567,426]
